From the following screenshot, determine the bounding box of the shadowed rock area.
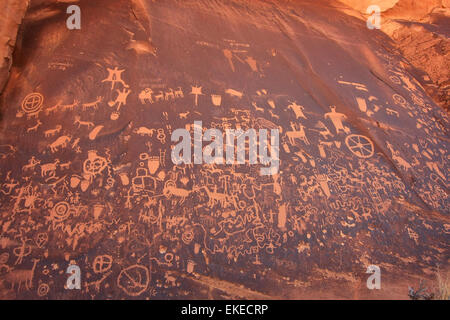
[0,0,448,299]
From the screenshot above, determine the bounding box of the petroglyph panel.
[0,0,448,300]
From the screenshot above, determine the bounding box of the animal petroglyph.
[44,125,62,137]
[139,88,154,104]
[82,96,102,111]
[40,159,59,177]
[134,127,155,136]
[62,100,79,112]
[74,116,94,129]
[49,136,71,153]
[3,259,39,291]
[27,120,42,133]
[286,123,309,145]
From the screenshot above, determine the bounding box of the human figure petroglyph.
[287,102,307,119]
[324,106,350,134]
[49,136,71,153]
[22,157,40,172]
[139,88,154,104]
[102,67,129,90]
[74,116,94,129]
[108,88,131,110]
[82,96,102,111]
[27,120,42,133]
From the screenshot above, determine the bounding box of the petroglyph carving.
[108,88,131,109]
[225,88,243,99]
[44,125,62,137]
[165,88,175,101]
[74,116,94,129]
[325,106,350,134]
[345,135,374,158]
[62,100,79,112]
[82,96,102,111]
[287,102,307,119]
[286,122,309,145]
[3,259,39,291]
[22,157,40,171]
[49,136,71,153]
[117,265,149,296]
[102,67,129,90]
[27,120,42,133]
[45,103,60,115]
[139,88,154,104]
[40,159,60,177]
[154,91,165,102]
[134,127,155,136]
[83,150,108,177]
[163,181,192,204]
[21,93,43,116]
[190,86,203,106]
[174,87,184,98]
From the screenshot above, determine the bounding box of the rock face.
[386,18,450,110]
[339,0,446,18]
[339,0,450,109]
[0,0,29,94]
[0,0,448,299]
